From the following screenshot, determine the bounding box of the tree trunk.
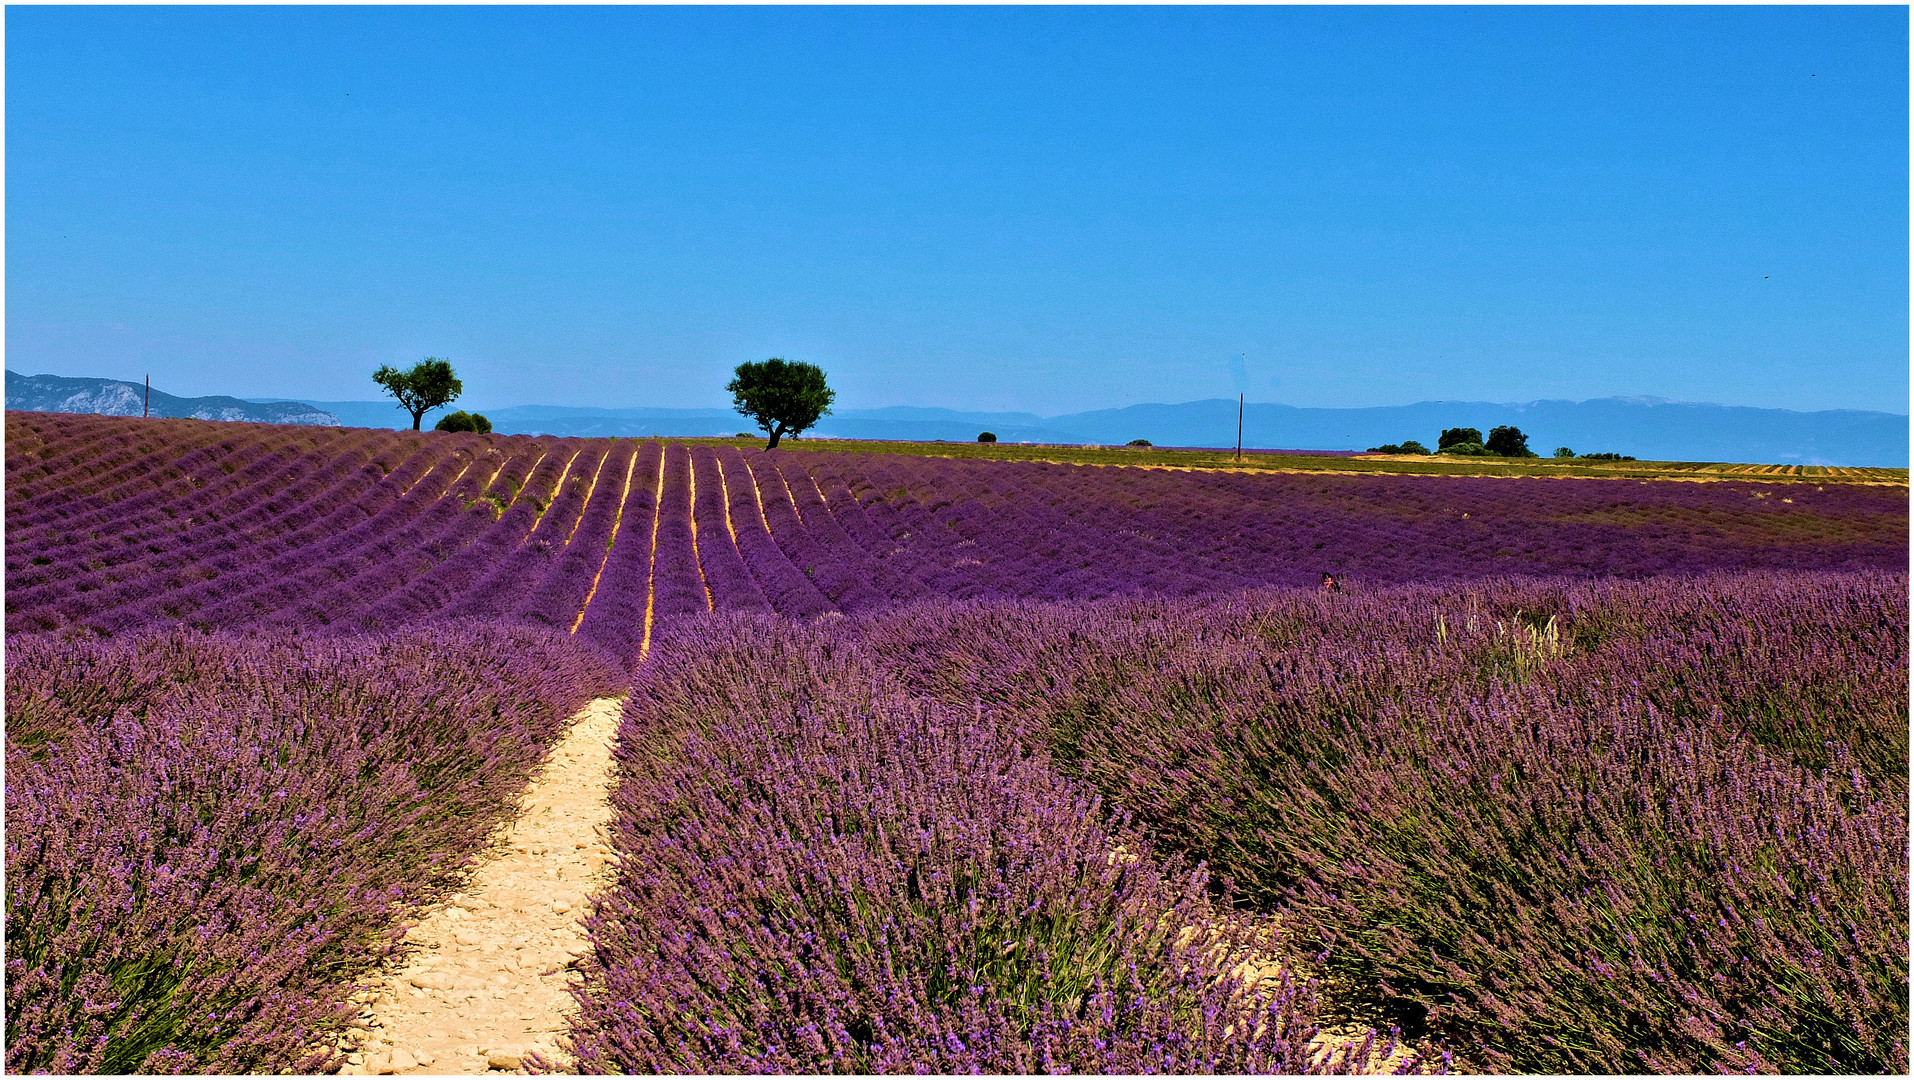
[411,409,425,431]
[764,426,782,450]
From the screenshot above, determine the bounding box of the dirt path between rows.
[335,697,625,1076]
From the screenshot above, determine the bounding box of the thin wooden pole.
[1236,393,1243,461]
[144,375,150,418]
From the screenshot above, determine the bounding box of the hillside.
[253,394,1910,467]
[7,371,340,425]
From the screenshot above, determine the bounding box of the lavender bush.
[5,623,622,1073]
[568,617,1405,1074]
[860,571,1909,1073]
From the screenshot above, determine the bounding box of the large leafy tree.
[372,358,463,431]
[726,358,835,449]
[1485,425,1536,457]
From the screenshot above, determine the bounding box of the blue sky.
[7,6,1907,415]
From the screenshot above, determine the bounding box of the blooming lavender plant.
[858,570,1909,1073]
[5,623,622,1073]
[567,616,1398,1075]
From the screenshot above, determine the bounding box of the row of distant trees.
[374,359,1634,461]
[373,356,832,448]
[1371,426,1633,461]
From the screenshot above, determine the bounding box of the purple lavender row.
[712,447,834,618]
[857,569,1909,1074]
[808,454,984,596]
[182,443,500,632]
[441,441,599,620]
[271,482,516,633]
[7,424,345,562]
[768,456,928,607]
[11,422,378,542]
[5,439,385,613]
[251,439,548,631]
[7,432,386,594]
[12,435,465,635]
[6,414,244,509]
[647,445,713,626]
[687,447,772,616]
[738,450,890,614]
[352,438,573,630]
[568,616,1394,1075]
[803,461,948,591]
[5,623,624,1074]
[512,442,638,630]
[465,440,612,621]
[573,443,666,664]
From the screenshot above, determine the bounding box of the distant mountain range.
[7,371,340,426]
[249,395,1908,468]
[6,370,1905,466]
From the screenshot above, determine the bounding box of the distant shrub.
[1126,439,1152,447]
[977,431,997,443]
[1368,441,1430,455]
[1437,427,1482,451]
[1553,446,1575,458]
[433,411,492,433]
[1579,451,1636,461]
[735,432,752,438]
[1437,441,1491,456]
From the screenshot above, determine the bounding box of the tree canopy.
[1486,425,1536,458]
[726,358,835,449]
[373,358,463,431]
[1437,427,1483,451]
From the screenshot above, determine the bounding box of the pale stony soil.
[333,697,625,1076]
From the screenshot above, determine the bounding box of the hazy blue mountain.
[106,379,1914,467]
[245,398,422,429]
[9,372,339,425]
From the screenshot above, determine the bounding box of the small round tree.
[726,358,835,449]
[1437,427,1483,452]
[373,358,463,431]
[977,431,997,443]
[434,411,492,433]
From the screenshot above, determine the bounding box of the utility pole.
[1235,393,1244,462]
[144,375,151,419]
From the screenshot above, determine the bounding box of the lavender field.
[6,413,1908,1074]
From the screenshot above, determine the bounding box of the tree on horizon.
[727,358,834,449]
[373,358,463,431]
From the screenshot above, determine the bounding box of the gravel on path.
[336,697,624,1076]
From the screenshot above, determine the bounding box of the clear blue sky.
[7,6,1907,415]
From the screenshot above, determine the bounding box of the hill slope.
[253,394,1909,467]
[8,371,339,425]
